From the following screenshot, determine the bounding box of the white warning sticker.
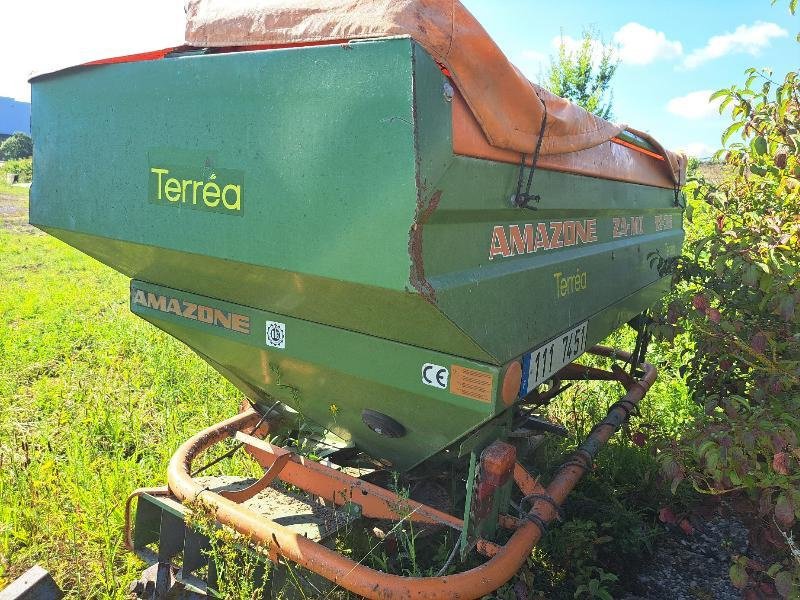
[421,363,449,389]
[265,321,286,349]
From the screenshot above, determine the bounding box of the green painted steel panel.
[419,156,683,361]
[31,41,416,290]
[30,38,495,362]
[31,38,684,468]
[129,280,496,471]
[38,226,494,363]
[408,42,684,363]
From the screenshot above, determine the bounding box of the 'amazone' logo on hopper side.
[132,288,251,334]
[489,220,598,260]
[149,165,244,215]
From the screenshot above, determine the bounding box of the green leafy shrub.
[0,133,32,160]
[655,36,800,598]
[545,28,618,120]
[1,158,33,182]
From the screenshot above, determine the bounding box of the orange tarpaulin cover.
[185,0,685,186]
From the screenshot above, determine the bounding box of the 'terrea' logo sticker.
[422,363,449,389]
[148,162,244,215]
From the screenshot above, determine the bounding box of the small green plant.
[574,567,618,600]
[187,500,271,600]
[526,518,619,599]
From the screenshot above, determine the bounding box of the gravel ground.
[621,516,749,600]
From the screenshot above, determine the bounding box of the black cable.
[513,90,549,210]
[519,493,564,521]
[522,512,550,533]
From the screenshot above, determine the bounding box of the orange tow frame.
[125,346,656,599]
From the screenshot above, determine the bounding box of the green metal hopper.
[30,38,684,471]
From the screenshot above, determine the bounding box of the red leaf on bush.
[723,401,739,418]
[667,304,679,324]
[692,294,709,312]
[771,433,787,452]
[773,452,791,475]
[775,495,795,529]
[762,526,784,549]
[751,332,768,355]
[707,308,722,323]
[716,215,726,232]
[658,506,678,524]
[679,518,695,536]
[760,581,777,596]
[631,431,647,447]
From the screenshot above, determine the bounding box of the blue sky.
[0,1,796,157]
[462,0,799,157]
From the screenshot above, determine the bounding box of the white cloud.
[683,21,788,69]
[680,142,716,158]
[612,23,683,66]
[553,23,682,68]
[0,1,185,102]
[666,90,723,120]
[517,50,549,80]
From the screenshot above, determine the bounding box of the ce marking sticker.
[422,363,449,390]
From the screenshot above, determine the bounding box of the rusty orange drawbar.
[124,347,656,599]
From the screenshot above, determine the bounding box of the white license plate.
[520,322,588,397]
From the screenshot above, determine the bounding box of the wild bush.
[0,133,32,161]
[655,19,800,597]
[1,158,33,182]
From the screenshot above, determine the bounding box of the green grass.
[0,188,699,598]
[0,190,243,596]
[0,181,29,197]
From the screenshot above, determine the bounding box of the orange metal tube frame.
[163,346,656,599]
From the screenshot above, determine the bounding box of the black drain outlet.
[361,410,406,438]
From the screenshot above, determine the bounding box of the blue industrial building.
[0,96,31,142]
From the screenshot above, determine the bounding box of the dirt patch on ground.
[0,192,39,234]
